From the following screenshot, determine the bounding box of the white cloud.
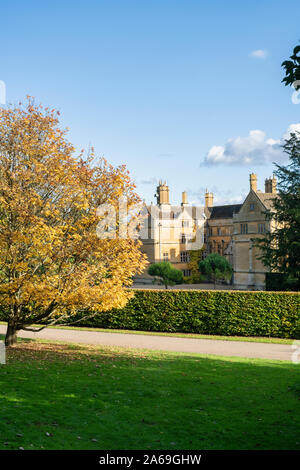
[283,123,300,140]
[203,124,299,166]
[250,49,268,59]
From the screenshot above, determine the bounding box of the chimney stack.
[265,176,277,194]
[155,180,170,205]
[205,190,214,208]
[181,191,188,206]
[249,173,257,192]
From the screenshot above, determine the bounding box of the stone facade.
[138,174,277,289]
[138,181,205,278]
[232,176,277,289]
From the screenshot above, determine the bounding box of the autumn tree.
[0,98,147,346]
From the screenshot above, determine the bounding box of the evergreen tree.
[148,262,183,289]
[199,253,232,288]
[281,43,300,90]
[256,131,300,286]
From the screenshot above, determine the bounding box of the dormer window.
[249,203,255,211]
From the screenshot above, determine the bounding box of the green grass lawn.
[0,338,299,450]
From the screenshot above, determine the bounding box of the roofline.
[243,189,273,210]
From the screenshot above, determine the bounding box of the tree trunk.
[5,323,18,347]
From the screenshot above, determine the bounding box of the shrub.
[199,253,232,287]
[187,249,204,283]
[38,289,300,339]
[148,262,183,288]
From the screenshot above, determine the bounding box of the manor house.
[138,173,277,290]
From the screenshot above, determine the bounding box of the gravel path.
[0,325,295,361]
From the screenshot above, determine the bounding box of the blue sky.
[0,0,299,205]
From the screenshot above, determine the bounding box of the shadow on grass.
[0,333,33,344]
[0,340,299,451]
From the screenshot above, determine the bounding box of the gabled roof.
[255,191,277,210]
[236,189,278,214]
[208,204,242,219]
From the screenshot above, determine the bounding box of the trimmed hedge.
[57,289,300,339]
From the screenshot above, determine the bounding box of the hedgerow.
[58,289,300,339]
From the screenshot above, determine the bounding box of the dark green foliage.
[148,261,183,288]
[282,43,300,90]
[256,132,300,282]
[42,289,300,339]
[256,45,300,289]
[199,253,232,287]
[266,273,300,292]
